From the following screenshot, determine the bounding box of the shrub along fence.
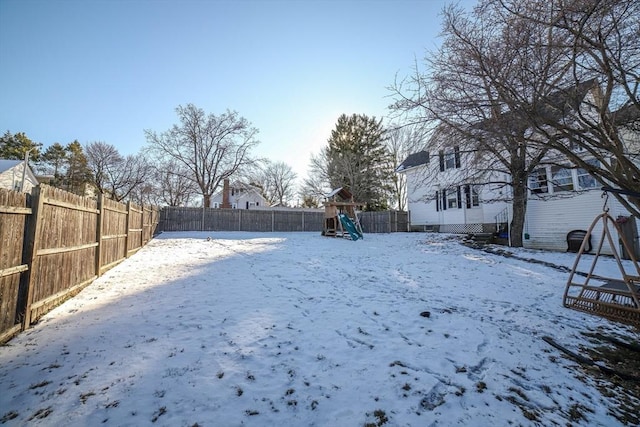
[0,185,158,343]
[158,206,409,233]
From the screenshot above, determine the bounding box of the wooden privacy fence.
[159,207,325,232]
[159,206,409,233]
[359,211,409,233]
[0,185,159,343]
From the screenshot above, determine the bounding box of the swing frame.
[563,189,640,327]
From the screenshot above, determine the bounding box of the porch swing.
[563,187,640,327]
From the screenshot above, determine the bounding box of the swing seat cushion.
[567,230,592,253]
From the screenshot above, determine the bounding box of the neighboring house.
[397,83,639,255]
[210,179,268,209]
[0,159,38,193]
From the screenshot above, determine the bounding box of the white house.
[396,143,510,234]
[0,159,38,193]
[210,179,268,209]
[397,84,639,255]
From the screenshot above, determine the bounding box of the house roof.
[612,102,640,127]
[325,187,353,201]
[472,79,600,133]
[396,151,429,172]
[0,159,22,174]
[212,181,267,202]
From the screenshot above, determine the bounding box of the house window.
[213,202,220,208]
[444,152,455,169]
[529,168,549,193]
[550,165,574,192]
[465,185,480,208]
[439,146,461,171]
[577,158,598,189]
[569,140,586,152]
[447,189,458,209]
[232,203,237,209]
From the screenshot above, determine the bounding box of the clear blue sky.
[0,0,473,179]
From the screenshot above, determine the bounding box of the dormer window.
[439,146,461,171]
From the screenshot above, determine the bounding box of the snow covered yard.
[0,231,638,426]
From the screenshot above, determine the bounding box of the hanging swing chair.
[563,187,640,327]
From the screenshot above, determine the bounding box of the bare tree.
[391,1,578,246]
[145,104,260,207]
[151,159,199,206]
[85,141,150,202]
[387,123,429,210]
[251,160,298,206]
[495,0,640,216]
[300,149,332,206]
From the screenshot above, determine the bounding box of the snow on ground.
[0,232,638,426]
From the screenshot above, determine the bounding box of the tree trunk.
[203,194,211,208]
[510,181,528,248]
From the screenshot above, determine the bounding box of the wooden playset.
[322,187,363,240]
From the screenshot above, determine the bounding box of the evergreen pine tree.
[326,114,393,210]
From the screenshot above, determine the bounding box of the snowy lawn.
[1,232,638,426]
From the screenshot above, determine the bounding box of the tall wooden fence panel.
[100,196,128,272]
[143,205,158,245]
[158,207,407,234]
[24,186,100,325]
[0,189,31,342]
[359,211,409,233]
[0,185,159,343]
[159,207,325,232]
[127,202,144,255]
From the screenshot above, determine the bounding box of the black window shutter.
[454,146,461,168]
[439,150,444,172]
[465,185,471,208]
[435,191,439,211]
[457,186,462,209]
[442,189,447,210]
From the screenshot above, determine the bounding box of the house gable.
[0,159,38,192]
[211,181,268,209]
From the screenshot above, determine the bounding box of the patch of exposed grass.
[151,406,166,423]
[29,380,51,390]
[364,409,389,427]
[28,407,52,421]
[0,411,19,423]
[80,391,95,404]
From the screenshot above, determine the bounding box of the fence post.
[125,200,131,258]
[272,210,275,232]
[95,193,104,277]
[21,185,44,329]
[302,211,305,231]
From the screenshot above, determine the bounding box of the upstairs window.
[439,146,461,171]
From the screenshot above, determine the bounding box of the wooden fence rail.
[0,185,159,343]
[159,206,409,233]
